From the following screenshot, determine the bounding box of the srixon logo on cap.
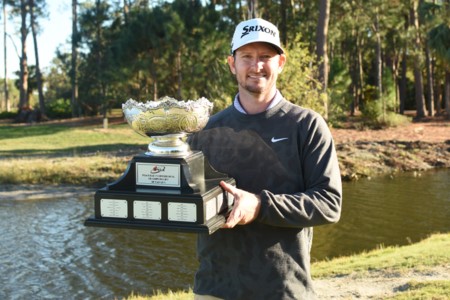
[240,25,277,39]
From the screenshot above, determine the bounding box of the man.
[190,18,342,300]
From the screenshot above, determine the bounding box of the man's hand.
[220,181,261,229]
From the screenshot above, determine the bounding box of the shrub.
[46,99,72,119]
[0,111,17,119]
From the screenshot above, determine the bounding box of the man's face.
[228,42,286,97]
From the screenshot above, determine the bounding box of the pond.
[1,169,449,299]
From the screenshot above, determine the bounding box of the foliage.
[361,101,411,128]
[360,66,407,128]
[0,111,17,119]
[0,79,20,110]
[328,58,353,125]
[46,99,72,119]
[278,35,325,116]
[2,0,450,122]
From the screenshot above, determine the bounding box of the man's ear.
[278,54,287,73]
[227,55,236,75]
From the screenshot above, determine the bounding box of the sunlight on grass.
[125,289,194,300]
[0,123,148,154]
[0,155,131,186]
[311,233,450,278]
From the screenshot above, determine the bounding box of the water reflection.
[0,169,449,299]
[312,169,450,261]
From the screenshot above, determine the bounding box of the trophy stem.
[146,133,191,157]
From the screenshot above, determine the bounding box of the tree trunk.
[445,70,450,119]
[374,12,383,102]
[399,52,407,115]
[3,0,9,112]
[316,0,330,120]
[177,49,182,99]
[279,0,288,46]
[434,68,442,116]
[247,0,258,18]
[95,0,106,118]
[425,41,434,116]
[123,0,129,25]
[411,0,427,118]
[19,0,29,109]
[71,0,80,117]
[30,0,46,117]
[357,35,364,113]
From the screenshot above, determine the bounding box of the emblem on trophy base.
[84,97,234,234]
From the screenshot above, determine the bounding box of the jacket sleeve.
[256,115,342,228]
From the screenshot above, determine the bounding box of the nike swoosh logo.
[271,137,289,143]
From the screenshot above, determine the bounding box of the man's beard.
[240,81,264,94]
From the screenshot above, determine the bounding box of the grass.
[311,232,450,278]
[0,122,147,155]
[123,233,450,300]
[0,155,130,186]
[0,121,148,186]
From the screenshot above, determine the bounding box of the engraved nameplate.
[133,201,161,220]
[168,202,197,222]
[205,199,217,221]
[101,199,128,218]
[136,162,181,187]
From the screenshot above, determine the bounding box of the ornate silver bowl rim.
[122,96,213,156]
[122,96,213,113]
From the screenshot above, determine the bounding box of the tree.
[71,0,80,117]
[18,0,29,109]
[316,0,330,119]
[40,0,447,124]
[426,0,450,119]
[411,0,427,118]
[29,0,47,117]
[77,0,111,115]
[3,0,10,112]
[428,24,450,118]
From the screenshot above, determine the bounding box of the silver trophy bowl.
[122,96,213,156]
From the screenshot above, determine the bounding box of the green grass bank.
[0,120,148,186]
[126,233,449,300]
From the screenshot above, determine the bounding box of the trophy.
[84,97,235,234]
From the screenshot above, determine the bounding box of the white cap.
[231,18,284,54]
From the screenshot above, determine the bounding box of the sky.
[1,0,72,79]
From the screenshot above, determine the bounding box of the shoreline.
[1,140,449,200]
[0,184,96,201]
[1,118,448,199]
[336,140,450,180]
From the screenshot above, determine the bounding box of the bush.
[0,111,17,119]
[279,35,325,115]
[361,101,410,128]
[377,112,411,127]
[46,99,72,119]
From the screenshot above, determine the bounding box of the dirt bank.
[331,119,450,180]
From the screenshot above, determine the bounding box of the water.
[0,169,449,299]
[312,169,450,261]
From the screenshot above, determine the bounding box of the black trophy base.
[84,151,235,234]
[85,212,226,234]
